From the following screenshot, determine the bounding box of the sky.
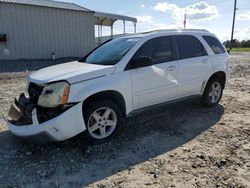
[60,0,250,42]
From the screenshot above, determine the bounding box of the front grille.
[8,98,33,126]
[8,95,35,126]
[28,82,44,104]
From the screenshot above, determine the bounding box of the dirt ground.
[0,52,249,188]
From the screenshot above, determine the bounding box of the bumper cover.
[7,101,86,143]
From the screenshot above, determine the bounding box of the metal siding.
[0,3,95,60]
[0,0,93,12]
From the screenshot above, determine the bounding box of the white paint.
[28,62,115,84]
[8,29,229,142]
[8,102,85,141]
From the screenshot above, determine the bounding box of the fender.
[68,71,133,115]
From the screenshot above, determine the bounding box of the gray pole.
[111,20,114,39]
[229,0,237,52]
[134,22,136,34]
[184,14,187,29]
[123,20,126,35]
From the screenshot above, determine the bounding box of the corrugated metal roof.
[95,11,137,26]
[0,0,93,12]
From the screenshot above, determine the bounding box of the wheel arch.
[82,90,127,118]
[206,71,226,90]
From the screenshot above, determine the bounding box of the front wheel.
[83,100,121,144]
[202,78,223,107]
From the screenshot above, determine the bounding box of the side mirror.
[130,56,153,69]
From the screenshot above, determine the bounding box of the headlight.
[38,81,70,107]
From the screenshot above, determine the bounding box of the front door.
[129,36,178,109]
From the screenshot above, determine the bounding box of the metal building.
[0,0,137,60]
[0,0,95,60]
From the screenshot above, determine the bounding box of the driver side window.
[136,39,155,58]
[135,36,173,64]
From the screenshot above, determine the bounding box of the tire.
[82,100,121,144]
[202,77,223,107]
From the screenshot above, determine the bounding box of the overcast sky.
[61,0,250,41]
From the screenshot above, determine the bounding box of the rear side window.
[175,35,207,59]
[135,36,173,64]
[203,35,226,54]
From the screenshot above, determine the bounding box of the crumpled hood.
[28,61,115,84]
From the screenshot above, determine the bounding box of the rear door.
[129,36,178,109]
[174,35,209,97]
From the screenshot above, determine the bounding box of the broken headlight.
[38,81,70,107]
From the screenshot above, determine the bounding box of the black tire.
[82,100,121,144]
[202,77,223,107]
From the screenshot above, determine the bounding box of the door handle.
[167,66,176,71]
[201,59,207,64]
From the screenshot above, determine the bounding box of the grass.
[227,48,250,52]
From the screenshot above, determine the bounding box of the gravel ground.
[0,53,250,187]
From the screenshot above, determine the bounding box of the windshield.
[85,37,141,65]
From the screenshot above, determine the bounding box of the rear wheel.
[202,78,223,107]
[83,100,121,144]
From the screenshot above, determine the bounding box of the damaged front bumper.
[7,95,86,143]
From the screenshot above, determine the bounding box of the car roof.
[120,29,214,39]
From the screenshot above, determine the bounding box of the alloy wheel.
[208,82,222,103]
[87,107,117,139]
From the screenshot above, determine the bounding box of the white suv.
[7,29,229,144]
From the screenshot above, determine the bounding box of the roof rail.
[141,29,209,34]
